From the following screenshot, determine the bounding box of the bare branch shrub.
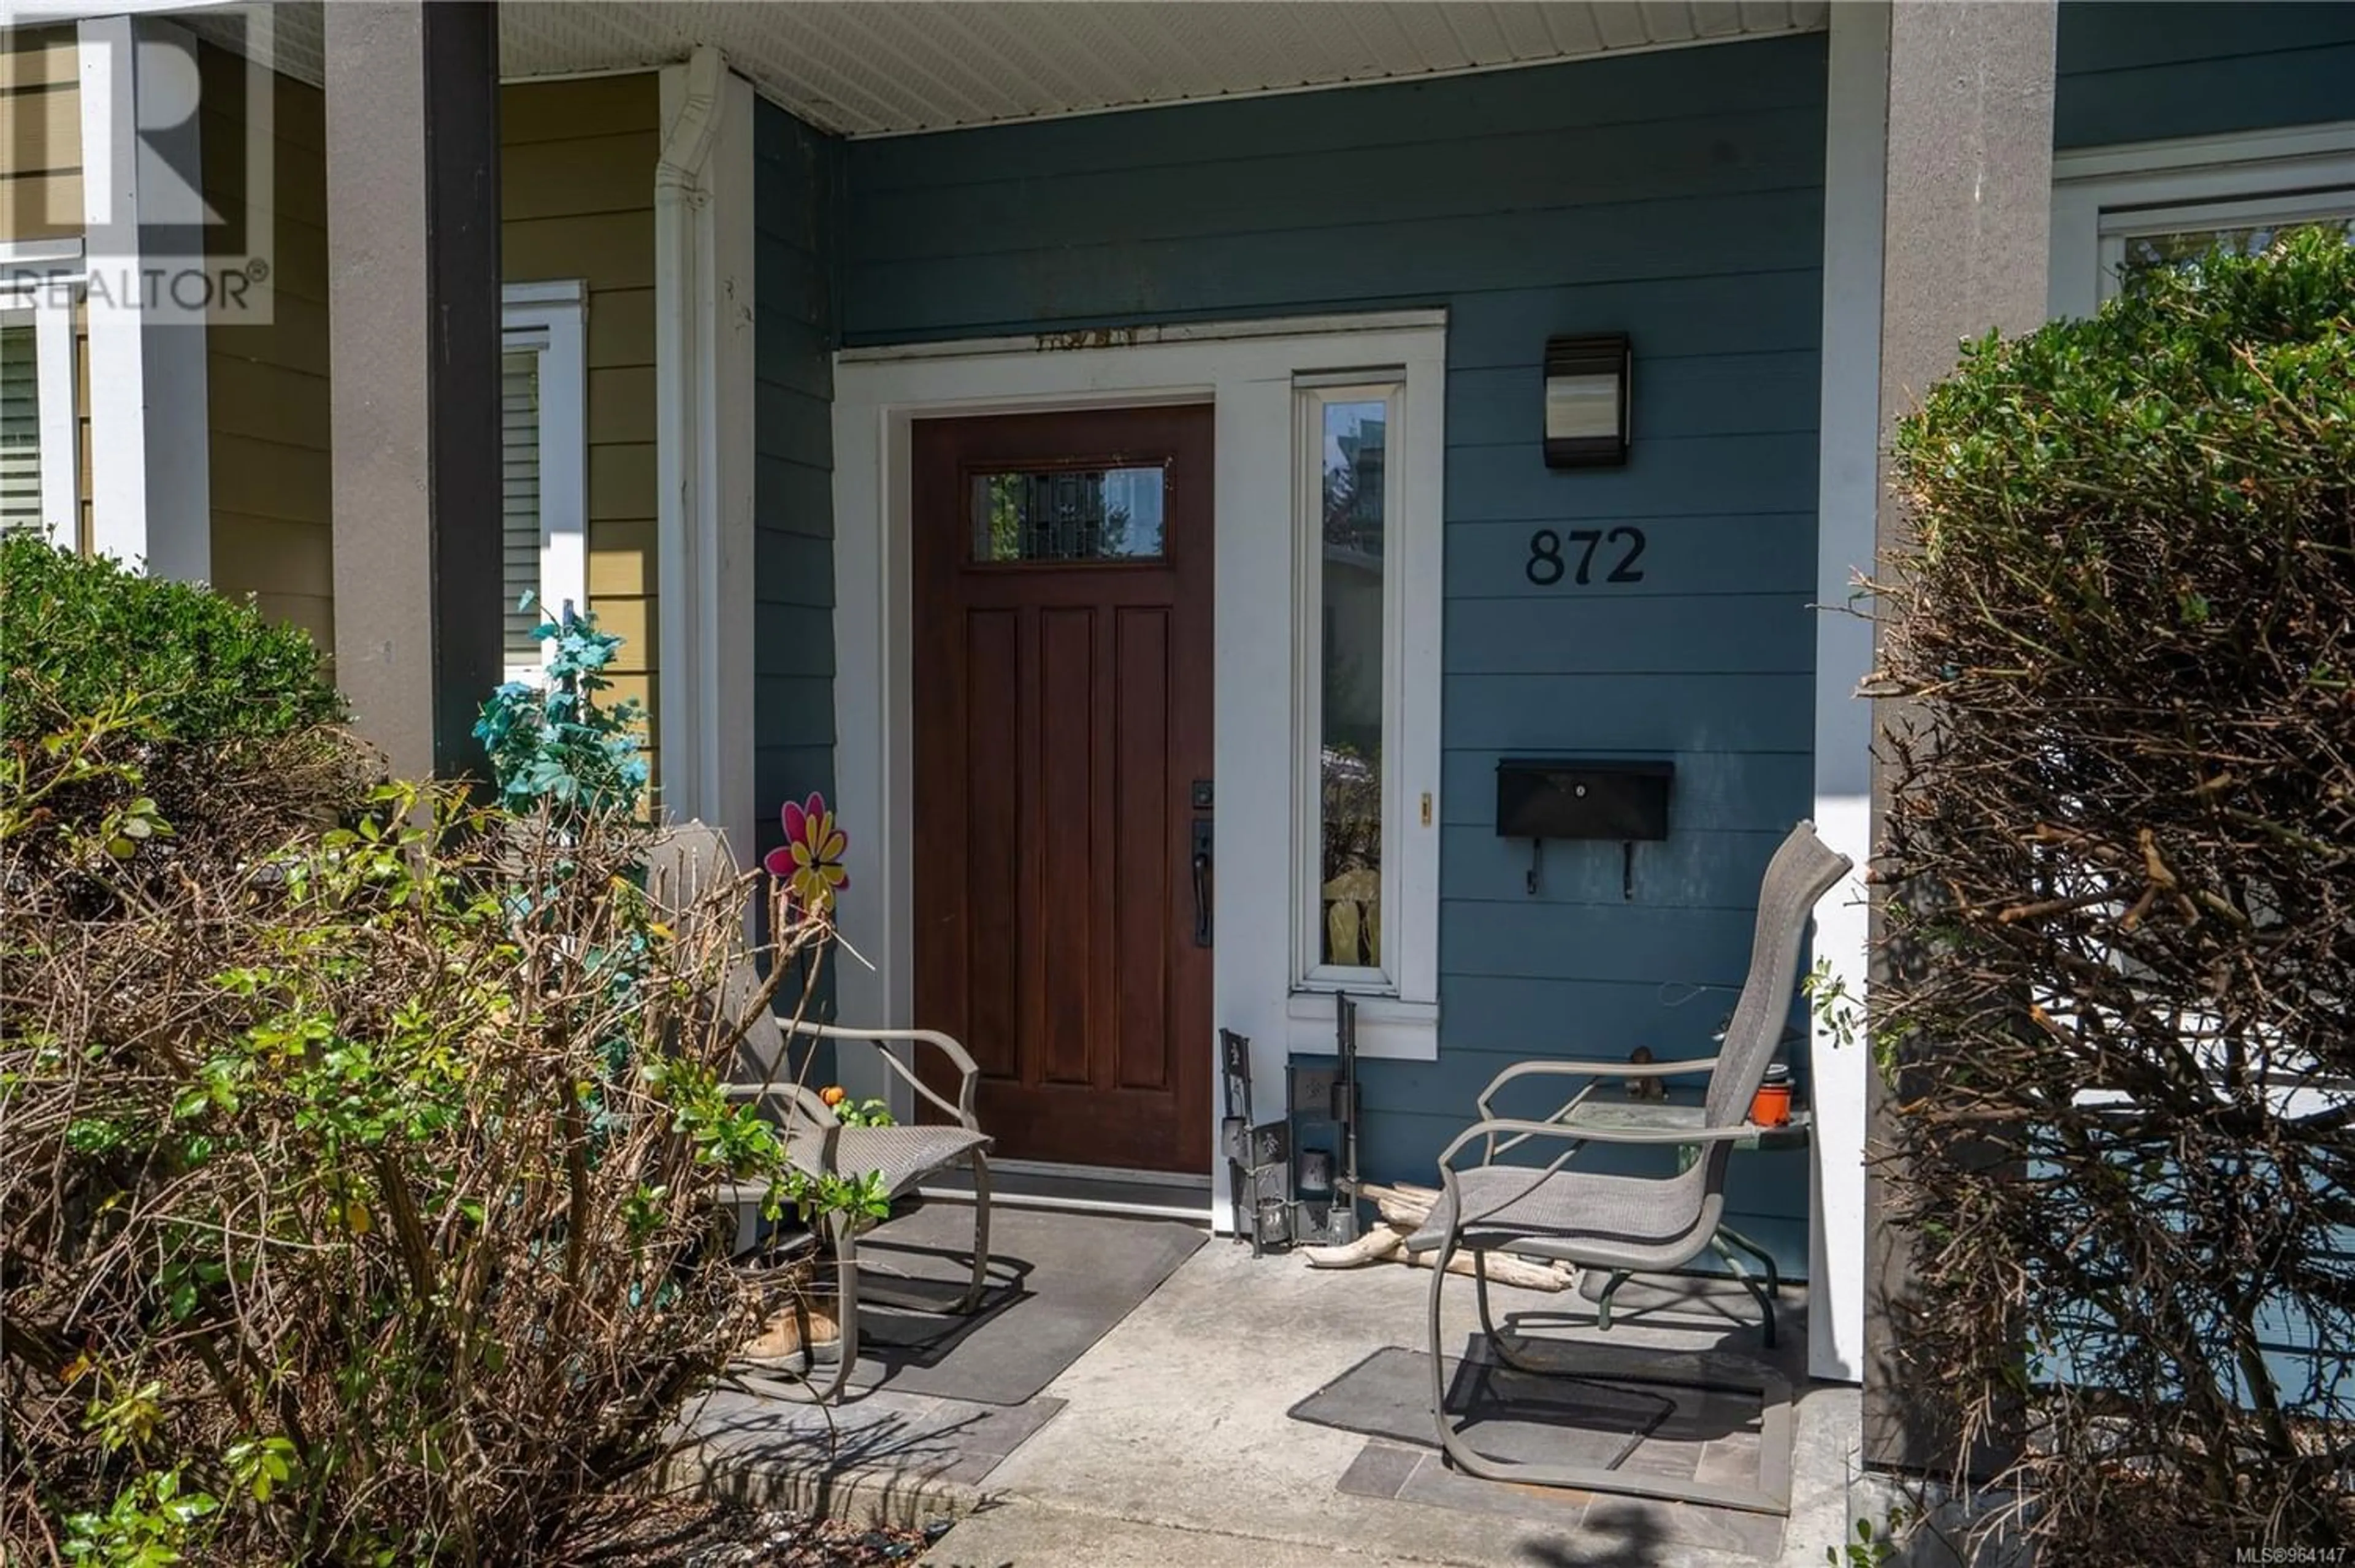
[1,546,825,1562]
[1869,228,2355,1561]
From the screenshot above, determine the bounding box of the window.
[499,280,588,684]
[0,310,42,532]
[0,243,85,545]
[1292,372,1438,1008]
[2050,123,2355,318]
[2100,192,2355,300]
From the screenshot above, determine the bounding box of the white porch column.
[77,13,209,580]
[656,51,759,859]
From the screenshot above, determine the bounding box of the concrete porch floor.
[681,1215,1863,1568]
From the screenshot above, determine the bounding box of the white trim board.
[654,53,759,865]
[1806,0,1888,1388]
[77,14,211,580]
[832,313,1449,1231]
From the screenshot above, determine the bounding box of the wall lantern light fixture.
[1542,333,1631,468]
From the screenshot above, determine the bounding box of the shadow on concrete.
[1519,1504,1672,1568]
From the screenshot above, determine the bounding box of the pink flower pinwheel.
[764,792,849,914]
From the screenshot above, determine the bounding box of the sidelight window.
[1292,372,1437,1008]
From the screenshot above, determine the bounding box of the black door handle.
[1190,819,1213,947]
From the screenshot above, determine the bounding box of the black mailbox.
[1495,758,1672,843]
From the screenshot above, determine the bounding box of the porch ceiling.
[177,1,1828,139]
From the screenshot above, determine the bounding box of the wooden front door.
[911,405,1215,1173]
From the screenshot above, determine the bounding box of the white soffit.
[176,2,1827,139]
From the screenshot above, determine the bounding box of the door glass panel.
[971,465,1165,562]
[1317,399,1386,968]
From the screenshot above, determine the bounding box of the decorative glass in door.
[971,465,1166,562]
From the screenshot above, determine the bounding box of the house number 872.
[1525,527,1647,587]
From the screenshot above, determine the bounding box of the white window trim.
[831,311,1447,1220]
[1,240,87,547]
[500,278,588,685]
[2050,121,2355,318]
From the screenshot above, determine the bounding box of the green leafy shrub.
[1,563,829,1562]
[1871,228,2355,1561]
[0,534,344,744]
[0,538,367,911]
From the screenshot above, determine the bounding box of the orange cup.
[1750,1080,1792,1128]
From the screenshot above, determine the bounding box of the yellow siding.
[1,26,80,242]
[116,54,662,755]
[201,44,334,651]
[502,74,661,776]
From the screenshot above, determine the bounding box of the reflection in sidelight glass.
[1319,400,1386,969]
[2118,215,2354,281]
[971,465,1165,562]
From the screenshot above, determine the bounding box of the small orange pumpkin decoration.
[819,1085,848,1108]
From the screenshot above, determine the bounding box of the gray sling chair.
[1402,820,1850,1513]
[645,822,994,1404]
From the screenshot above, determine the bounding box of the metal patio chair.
[647,822,995,1404]
[1401,820,1851,1512]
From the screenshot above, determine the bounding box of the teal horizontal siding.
[756,100,842,1028]
[841,31,1828,1278]
[1444,828,1806,913]
[2056,2,2355,148]
[848,108,1827,263]
[1444,674,1814,754]
[1450,432,1820,521]
[1441,751,1813,833]
[1447,592,1817,676]
[1449,272,1823,367]
[1451,351,1823,443]
[1448,514,1818,600]
[848,188,1822,341]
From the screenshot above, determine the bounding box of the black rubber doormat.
[842,1202,1205,1407]
[1290,1339,1794,1516]
[1289,1344,1684,1471]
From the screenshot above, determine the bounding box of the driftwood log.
[1299,1181,1577,1291]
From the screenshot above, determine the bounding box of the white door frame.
[830,311,1447,1226]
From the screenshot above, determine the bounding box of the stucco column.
[1859,0,2057,1474]
[324,1,502,783]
